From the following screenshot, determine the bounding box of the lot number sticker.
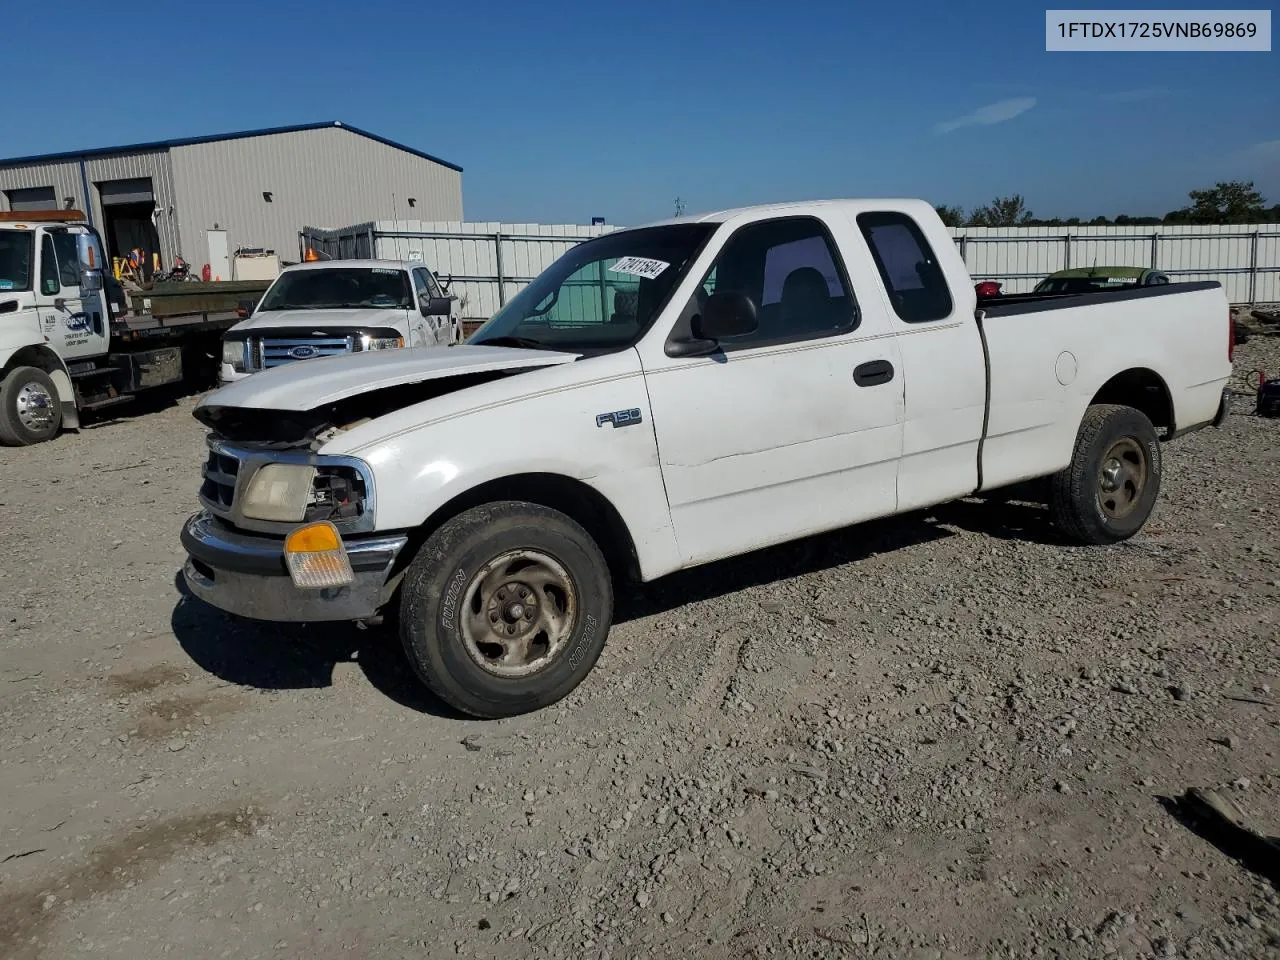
[609,256,669,280]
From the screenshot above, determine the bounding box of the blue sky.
[5,0,1277,225]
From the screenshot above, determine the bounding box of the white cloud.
[1241,139,1280,160]
[934,97,1037,135]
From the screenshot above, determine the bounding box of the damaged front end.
[191,368,523,454]
[180,346,579,624]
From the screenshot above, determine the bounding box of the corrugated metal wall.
[303,219,1280,323]
[170,127,462,275]
[82,151,181,268]
[0,150,182,267]
[0,158,89,215]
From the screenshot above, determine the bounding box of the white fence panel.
[301,219,1280,322]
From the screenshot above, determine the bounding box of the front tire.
[1050,403,1161,545]
[398,501,614,718]
[0,366,63,446]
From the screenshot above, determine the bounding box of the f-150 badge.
[596,408,643,428]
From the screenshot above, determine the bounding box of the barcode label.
[609,256,670,280]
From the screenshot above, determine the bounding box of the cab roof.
[634,198,937,229]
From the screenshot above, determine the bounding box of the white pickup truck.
[180,199,1233,719]
[218,259,461,383]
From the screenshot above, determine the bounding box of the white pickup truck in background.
[179,198,1233,719]
[218,259,461,383]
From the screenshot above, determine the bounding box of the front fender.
[330,349,682,581]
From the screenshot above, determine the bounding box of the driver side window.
[39,236,60,296]
[677,216,859,351]
[411,269,430,301]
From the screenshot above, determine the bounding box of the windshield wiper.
[475,336,550,350]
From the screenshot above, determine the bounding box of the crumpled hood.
[196,343,582,412]
[227,307,409,333]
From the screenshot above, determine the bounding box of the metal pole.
[1063,235,1071,270]
[1248,230,1259,304]
[494,232,506,307]
[1151,233,1159,270]
[598,260,609,322]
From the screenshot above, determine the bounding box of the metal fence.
[301,219,1280,322]
[956,223,1280,304]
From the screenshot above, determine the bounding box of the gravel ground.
[1,330,1278,960]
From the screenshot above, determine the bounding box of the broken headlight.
[305,466,369,524]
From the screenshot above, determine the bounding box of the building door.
[6,186,58,211]
[98,177,161,281]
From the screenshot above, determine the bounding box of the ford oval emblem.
[289,345,318,360]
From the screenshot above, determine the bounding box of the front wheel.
[0,366,63,446]
[1050,403,1161,545]
[398,501,614,718]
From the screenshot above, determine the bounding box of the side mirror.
[420,292,452,316]
[666,291,760,358]
[76,233,105,292]
[696,291,758,340]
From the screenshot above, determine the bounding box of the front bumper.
[180,510,409,622]
[217,362,252,386]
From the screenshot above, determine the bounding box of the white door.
[641,213,905,567]
[852,210,987,511]
[207,229,230,282]
[37,230,109,362]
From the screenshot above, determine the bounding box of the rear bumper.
[180,510,408,622]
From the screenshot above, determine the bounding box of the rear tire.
[0,366,63,446]
[1050,403,1161,545]
[398,501,614,718]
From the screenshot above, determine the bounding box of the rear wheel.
[1050,403,1161,544]
[0,366,63,446]
[398,501,614,718]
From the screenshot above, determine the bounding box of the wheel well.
[1090,368,1174,438]
[400,473,643,587]
[3,344,67,381]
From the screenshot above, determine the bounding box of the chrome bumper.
[180,510,409,622]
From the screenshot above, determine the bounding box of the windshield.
[0,231,35,293]
[258,267,412,311]
[469,223,717,351]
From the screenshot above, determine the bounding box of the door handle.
[853,359,894,387]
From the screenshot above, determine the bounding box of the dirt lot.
[1,330,1278,960]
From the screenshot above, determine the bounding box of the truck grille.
[199,446,241,513]
[251,336,354,370]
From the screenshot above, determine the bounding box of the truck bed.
[977,280,1221,316]
[973,279,1231,493]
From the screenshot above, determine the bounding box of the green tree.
[934,204,967,228]
[1165,180,1267,224]
[968,195,1034,227]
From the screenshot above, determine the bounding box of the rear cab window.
[856,211,953,323]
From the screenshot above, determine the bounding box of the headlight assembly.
[361,335,404,351]
[241,463,316,521]
[222,339,246,372]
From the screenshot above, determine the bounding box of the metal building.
[0,121,462,280]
